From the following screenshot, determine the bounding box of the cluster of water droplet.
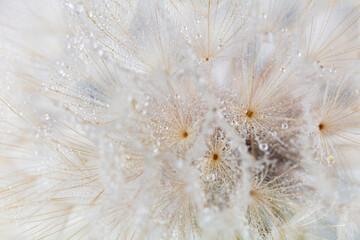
[1,0,360,239]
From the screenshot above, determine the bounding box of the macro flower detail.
[219,44,307,162]
[1,0,360,240]
[199,128,239,208]
[138,78,207,154]
[166,0,247,62]
[246,166,311,239]
[311,77,360,175]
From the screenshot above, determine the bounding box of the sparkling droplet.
[41,114,50,121]
[259,143,268,151]
[67,3,74,9]
[281,123,288,129]
[327,155,335,164]
[126,162,133,168]
[206,174,215,181]
[176,159,183,169]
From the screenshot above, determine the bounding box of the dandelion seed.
[166,0,247,61]
[139,78,207,154]
[246,166,313,239]
[198,128,240,208]
[82,0,183,76]
[303,0,360,70]
[154,162,200,239]
[219,42,307,161]
[311,76,360,177]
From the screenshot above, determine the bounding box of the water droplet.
[206,174,215,181]
[67,3,74,9]
[327,155,334,164]
[231,120,238,126]
[281,123,288,129]
[196,34,202,39]
[259,143,268,151]
[280,68,286,72]
[176,159,183,169]
[41,114,50,121]
[126,162,133,168]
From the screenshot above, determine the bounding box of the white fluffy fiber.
[1,0,360,239]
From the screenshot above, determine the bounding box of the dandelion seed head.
[1,0,360,239]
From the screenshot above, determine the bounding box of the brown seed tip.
[246,110,254,118]
[249,190,256,197]
[212,154,219,161]
[182,131,189,138]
